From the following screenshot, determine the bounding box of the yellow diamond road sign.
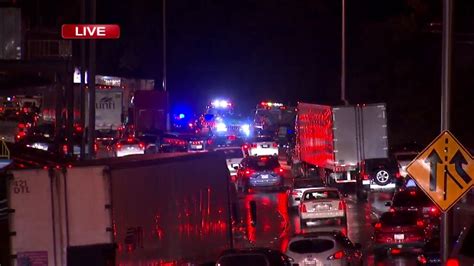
[406,131,474,212]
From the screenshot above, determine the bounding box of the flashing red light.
[138,143,145,149]
[374,222,382,229]
[390,248,401,255]
[417,255,427,264]
[416,219,425,228]
[446,258,459,266]
[328,250,344,260]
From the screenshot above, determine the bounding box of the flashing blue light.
[179,113,185,119]
[241,124,250,136]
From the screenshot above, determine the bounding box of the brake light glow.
[260,156,268,161]
[446,258,459,266]
[362,173,369,180]
[395,172,401,178]
[244,169,255,177]
[207,139,213,145]
[416,219,424,228]
[374,222,382,229]
[138,143,145,149]
[62,144,68,154]
[338,201,346,211]
[299,204,307,213]
[251,143,257,148]
[274,167,284,174]
[116,143,122,149]
[242,144,249,149]
[272,143,278,148]
[327,250,344,260]
[390,248,401,255]
[410,190,417,196]
[389,207,395,213]
[94,143,98,152]
[127,138,133,143]
[417,255,427,264]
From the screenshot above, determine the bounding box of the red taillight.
[272,143,278,148]
[362,173,369,180]
[338,201,346,211]
[244,169,254,177]
[374,222,382,229]
[390,248,401,255]
[410,190,417,196]
[328,250,344,260]
[127,138,133,143]
[299,204,307,213]
[389,207,395,213]
[417,255,427,264]
[395,172,401,178]
[207,139,213,145]
[62,144,68,154]
[416,219,424,228]
[274,167,284,174]
[430,207,440,216]
[116,143,122,149]
[251,143,257,148]
[18,123,25,129]
[291,190,299,196]
[446,258,459,266]
[243,144,249,149]
[94,143,98,152]
[139,143,145,149]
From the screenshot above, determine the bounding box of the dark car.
[158,133,188,153]
[386,188,441,227]
[356,158,402,200]
[236,156,284,193]
[215,248,292,266]
[373,211,426,256]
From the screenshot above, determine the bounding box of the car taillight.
[244,169,254,177]
[274,167,284,174]
[389,207,395,213]
[299,204,307,213]
[251,143,257,148]
[207,139,213,145]
[291,190,299,196]
[374,222,382,229]
[416,219,424,228]
[116,143,122,149]
[362,173,369,180]
[94,143,98,152]
[62,144,68,154]
[395,172,401,178]
[338,201,346,211]
[15,131,26,141]
[272,143,278,148]
[417,255,427,264]
[390,248,401,255]
[127,138,133,143]
[242,144,249,149]
[139,143,145,149]
[446,258,459,266]
[327,250,344,260]
[18,123,25,129]
[430,207,440,216]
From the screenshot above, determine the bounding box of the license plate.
[261,174,269,179]
[191,145,203,149]
[262,144,269,148]
[394,234,404,240]
[314,204,330,210]
[362,180,371,185]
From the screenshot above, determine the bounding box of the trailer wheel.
[374,169,391,186]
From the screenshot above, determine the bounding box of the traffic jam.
[1,95,472,266]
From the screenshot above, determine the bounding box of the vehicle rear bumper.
[373,241,424,251]
[300,210,345,220]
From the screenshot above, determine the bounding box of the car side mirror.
[385,201,392,207]
[354,243,362,249]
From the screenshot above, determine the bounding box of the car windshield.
[218,254,268,266]
[392,190,432,207]
[289,239,335,254]
[218,148,244,159]
[303,190,339,201]
[294,178,325,188]
[460,225,474,258]
[246,157,280,170]
[380,212,418,226]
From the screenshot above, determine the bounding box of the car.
[158,133,188,153]
[215,147,245,177]
[113,137,145,157]
[447,222,474,266]
[246,136,279,157]
[356,158,402,201]
[386,188,441,226]
[394,151,418,177]
[236,156,284,193]
[288,177,326,208]
[181,134,209,152]
[299,187,347,228]
[372,211,426,256]
[215,248,293,266]
[285,232,362,266]
[416,236,441,265]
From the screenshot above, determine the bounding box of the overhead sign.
[406,131,474,212]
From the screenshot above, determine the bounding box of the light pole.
[163,0,171,131]
[341,0,348,105]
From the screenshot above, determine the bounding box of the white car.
[285,232,362,266]
[288,177,326,208]
[394,151,418,177]
[114,138,145,157]
[299,188,347,227]
[215,147,245,177]
[247,136,278,157]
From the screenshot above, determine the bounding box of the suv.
[356,158,402,200]
[236,156,284,193]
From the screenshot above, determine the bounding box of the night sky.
[20,0,474,147]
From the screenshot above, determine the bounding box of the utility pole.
[440,0,453,262]
[87,0,96,159]
[341,0,348,105]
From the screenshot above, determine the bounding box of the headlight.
[216,122,227,132]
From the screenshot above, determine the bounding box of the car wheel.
[374,169,391,186]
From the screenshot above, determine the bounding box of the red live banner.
[61,24,120,39]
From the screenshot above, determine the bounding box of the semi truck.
[292,102,389,188]
[4,152,235,265]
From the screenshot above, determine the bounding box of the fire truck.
[253,101,296,144]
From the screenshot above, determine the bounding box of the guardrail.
[0,140,10,160]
